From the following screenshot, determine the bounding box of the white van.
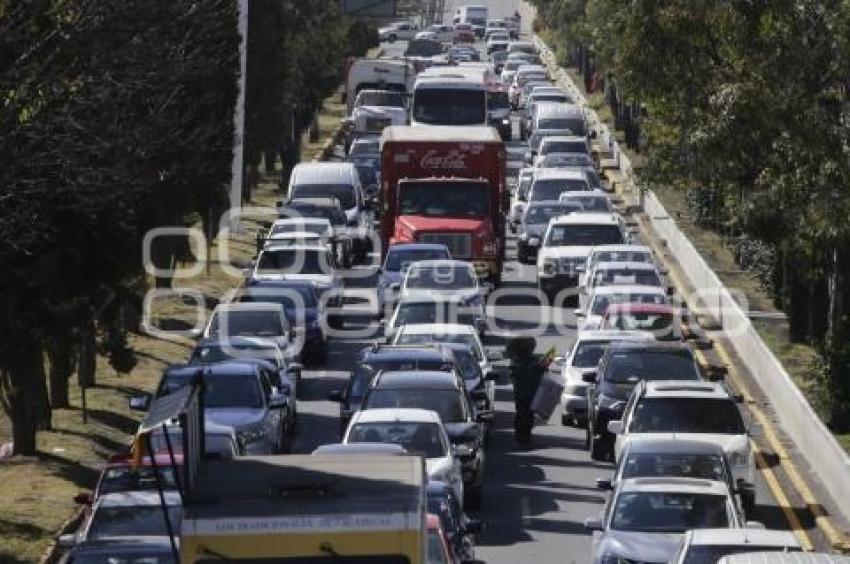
[454,5,488,36]
[346,59,416,114]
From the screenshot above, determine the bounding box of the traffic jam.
[55,4,840,564]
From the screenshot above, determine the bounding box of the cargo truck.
[181,454,427,563]
[380,126,507,284]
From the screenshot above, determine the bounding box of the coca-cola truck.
[380,125,507,284]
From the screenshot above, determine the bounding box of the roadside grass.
[558,61,836,447]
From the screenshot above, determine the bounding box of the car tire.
[584,419,592,450]
[740,491,756,517]
[562,413,572,427]
[589,432,607,461]
[465,483,483,510]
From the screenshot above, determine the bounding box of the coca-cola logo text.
[420,150,467,170]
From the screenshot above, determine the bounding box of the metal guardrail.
[533,34,850,525]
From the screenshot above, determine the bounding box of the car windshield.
[239,285,318,309]
[525,204,579,225]
[531,179,590,201]
[405,39,443,57]
[207,310,284,338]
[448,348,480,381]
[604,312,676,334]
[396,332,482,361]
[630,398,747,434]
[87,506,183,539]
[364,389,466,423]
[98,466,179,496]
[256,249,330,275]
[538,118,585,135]
[270,222,328,237]
[349,142,379,157]
[572,341,611,368]
[396,302,479,326]
[161,373,263,409]
[292,184,355,209]
[590,292,667,315]
[621,452,727,482]
[541,140,587,156]
[283,204,341,225]
[540,154,593,168]
[348,422,446,458]
[405,264,477,290]
[682,545,801,564]
[399,181,490,218]
[561,194,608,212]
[533,95,570,104]
[385,249,451,272]
[592,269,661,287]
[413,89,486,126]
[546,224,623,246]
[357,91,405,108]
[611,492,729,533]
[605,350,698,383]
[489,91,510,110]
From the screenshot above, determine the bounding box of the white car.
[580,261,665,309]
[416,24,456,44]
[392,323,502,377]
[400,259,485,304]
[532,135,592,166]
[579,244,657,288]
[557,330,654,427]
[574,284,669,331]
[536,212,630,303]
[343,408,464,503]
[509,167,536,229]
[558,189,615,213]
[383,295,485,343]
[484,19,508,40]
[250,243,345,327]
[608,380,756,505]
[377,243,451,317]
[527,168,591,202]
[585,477,745,564]
[669,528,801,563]
[487,31,510,54]
[378,21,419,42]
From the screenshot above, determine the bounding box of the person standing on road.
[507,336,544,447]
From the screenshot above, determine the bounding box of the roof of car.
[590,284,667,296]
[406,259,474,270]
[604,303,679,316]
[373,370,461,389]
[624,437,725,456]
[272,217,330,227]
[606,340,691,354]
[540,135,588,145]
[643,380,730,399]
[618,476,730,495]
[360,344,451,362]
[687,528,801,547]
[551,212,620,226]
[350,407,443,425]
[95,490,182,508]
[285,197,342,208]
[212,302,284,313]
[291,162,356,184]
[261,243,329,253]
[397,323,476,336]
[383,125,501,144]
[194,336,281,351]
[534,103,584,117]
[591,244,653,254]
[66,538,175,555]
[592,261,658,272]
[312,443,408,455]
[387,242,450,253]
[164,361,260,379]
[574,330,656,344]
[534,167,587,181]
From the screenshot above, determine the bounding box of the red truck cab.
[380,125,507,284]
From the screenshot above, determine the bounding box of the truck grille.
[418,233,473,258]
[558,257,584,275]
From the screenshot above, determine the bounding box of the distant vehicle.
[484,19,508,40]
[400,259,485,304]
[264,216,352,269]
[532,135,592,166]
[311,442,408,455]
[557,190,614,213]
[600,303,684,341]
[377,243,452,316]
[491,50,509,74]
[453,23,476,44]
[581,244,658,288]
[416,24,456,44]
[507,41,536,55]
[58,538,176,564]
[344,408,464,503]
[486,31,510,54]
[202,302,292,354]
[516,200,582,265]
[378,20,419,42]
[585,477,745,564]
[427,480,481,562]
[345,58,416,114]
[392,323,503,379]
[454,5,488,37]
[384,295,485,343]
[527,168,590,202]
[576,284,669,332]
[609,380,756,510]
[670,528,801,563]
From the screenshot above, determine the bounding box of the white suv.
[608,380,756,510]
[537,213,630,303]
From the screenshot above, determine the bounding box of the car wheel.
[465,483,483,510]
[589,432,607,461]
[740,491,756,517]
[562,413,572,427]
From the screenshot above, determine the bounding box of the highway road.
[292,1,808,562]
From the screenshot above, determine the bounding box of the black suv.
[327,344,464,436]
[361,370,487,508]
[584,341,703,461]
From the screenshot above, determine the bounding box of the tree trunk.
[34,355,51,431]
[3,344,47,455]
[78,321,97,389]
[47,334,75,409]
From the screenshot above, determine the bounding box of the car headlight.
[528,236,541,247]
[598,394,625,412]
[542,259,556,276]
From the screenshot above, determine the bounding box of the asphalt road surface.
[297,2,799,562]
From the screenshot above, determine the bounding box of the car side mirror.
[129,394,151,412]
[583,516,603,531]
[327,390,344,403]
[607,420,624,435]
[484,370,499,382]
[595,478,612,491]
[73,492,93,505]
[581,371,597,384]
[452,444,474,457]
[269,394,289,409]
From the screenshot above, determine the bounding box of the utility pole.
[229,0,249,230]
